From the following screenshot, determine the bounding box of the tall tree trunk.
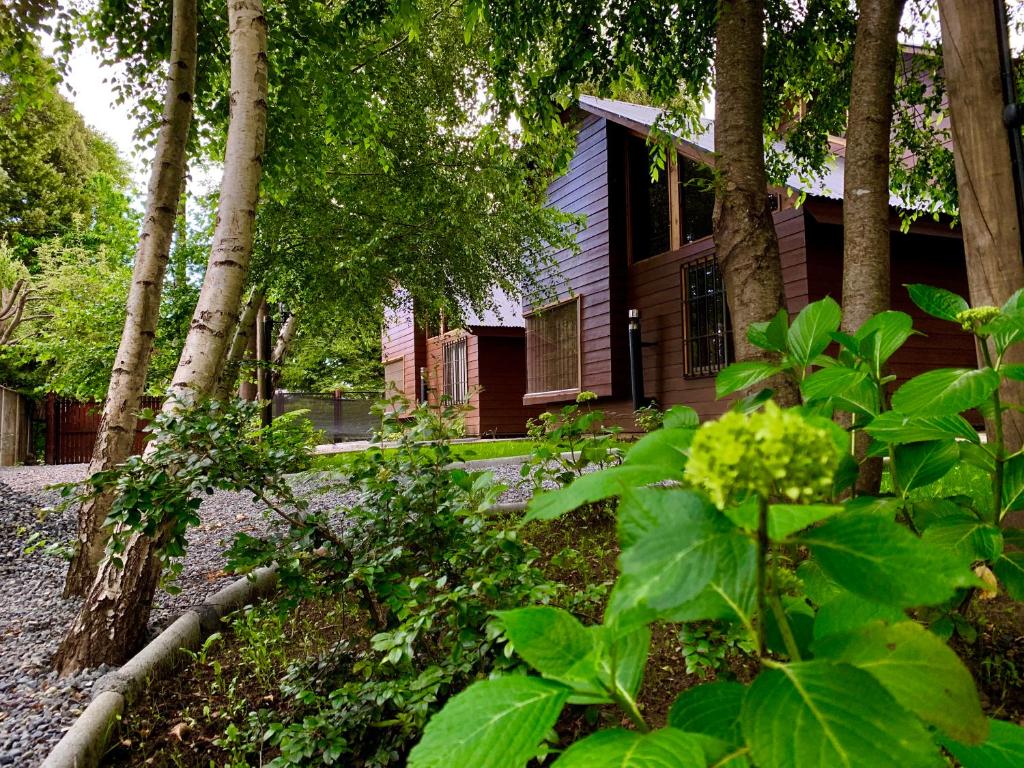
[841,0,907,493]
[63,0,197,598]
[713,0,800,405]
[54,0,269,675]
[938,0,1024,453]
[255,299,271,403]
[214,287,262,399]
[270,311,297,387]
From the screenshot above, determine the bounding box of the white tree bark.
[63,0,198,597]
[214,287,263,400]
[54,0,269,674]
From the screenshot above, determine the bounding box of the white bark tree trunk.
[54,0,269,674]
[63,0,198,597]
[214,287,262,400]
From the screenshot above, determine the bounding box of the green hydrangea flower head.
[684,402,839,507]
[956,306,1001,332]
[576,390,598,404]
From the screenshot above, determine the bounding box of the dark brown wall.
[527,113,619,401]
[381,305,426,404]
[803,201,975,384]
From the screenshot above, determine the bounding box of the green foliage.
[521,391,624,493]
[220,396,581,766]
[410,286,1024,766]
[65,397,316,575]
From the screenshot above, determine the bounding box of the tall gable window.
[625,134,717,261]
[679,155,715,244]
[525,298,580,394]
[442,336,469,404]
[682,256,733,377]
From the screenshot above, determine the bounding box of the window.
[679,155,715,244]
[442,336,469,404]
[627,136,671,261]
[526,298,580,394]
[384,358,404,395]
[682,257,733,377]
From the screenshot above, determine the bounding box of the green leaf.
[610,493,750,625]
[854,311,915,368]
[598,625,651,701]
[716,361,782,398]
[800,367,867,402]
[892,440,959,493]
[618,488,703,549]
[1002,454,1024,513]
[748,308,789,352]
[829,375,881,418]
[891,368,1001,416]
[662,532,757,630]
[408,677,569,768]
[787,297,843,366]
[797,513,977,607]
[905,283,969,323]
[813,591,906,640]
[813,621,988,744]
[1002,363,1024,381]
[552,728,706,767]
[496,607,597,686]
[668,682,745,747]
[741,661,938,768]
[864,411,980,444]
[725,500,843,541]
[993,553,1024,600]
[944,719,1024,768]
[921,514,1002,562]
[797,559,842,606]
[525,465,684,522]
[663,405,699,429]
[623,428,694,468]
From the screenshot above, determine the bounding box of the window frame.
[624,132,717,265]
[680,256,734,379]
[441,334,470,404]
[523,295,582,401]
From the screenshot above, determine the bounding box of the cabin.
[381,293,544,437]
[382,94,975,435]
[519,95,976,428]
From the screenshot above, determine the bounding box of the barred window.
[682,257,733,377]
[526,298,580,394]
[383,358,404,395]
[442,336,469,404]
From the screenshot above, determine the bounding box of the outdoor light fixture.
[628,308,651,412]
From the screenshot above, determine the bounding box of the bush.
[407,286,1024,768]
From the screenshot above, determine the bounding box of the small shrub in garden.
[634,403,664,433]
[521,390,624,491]
[407,286,1024,768]
[225,396,578,767]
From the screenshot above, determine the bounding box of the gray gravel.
[0,458,539,765]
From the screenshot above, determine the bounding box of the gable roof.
[576,95,898,207]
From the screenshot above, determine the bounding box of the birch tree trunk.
[214,287,262,400]
[54,0,269,674]
[63,0,197,598]
[938,0,1024,453]
[270,311,297,387]
[841,0,906,493]
[713,0,800,405]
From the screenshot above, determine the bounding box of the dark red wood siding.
[381,305,427,404]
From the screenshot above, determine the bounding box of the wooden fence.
[44,395,161,465]
[0,386,31,466]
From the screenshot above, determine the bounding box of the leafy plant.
[407,377,1022,767]
[633,404,664,433]
[521,391,625,491]
[225,395,582,766]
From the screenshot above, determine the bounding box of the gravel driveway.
[0,459,536,765]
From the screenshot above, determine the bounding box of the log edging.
[40,566,278,768]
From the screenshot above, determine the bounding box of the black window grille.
[682,256,733,377]
[442,336,469,403]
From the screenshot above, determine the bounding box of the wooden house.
[382,293,544,437]
[519,96,975,428]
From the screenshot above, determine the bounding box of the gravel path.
[0,459,537,765]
